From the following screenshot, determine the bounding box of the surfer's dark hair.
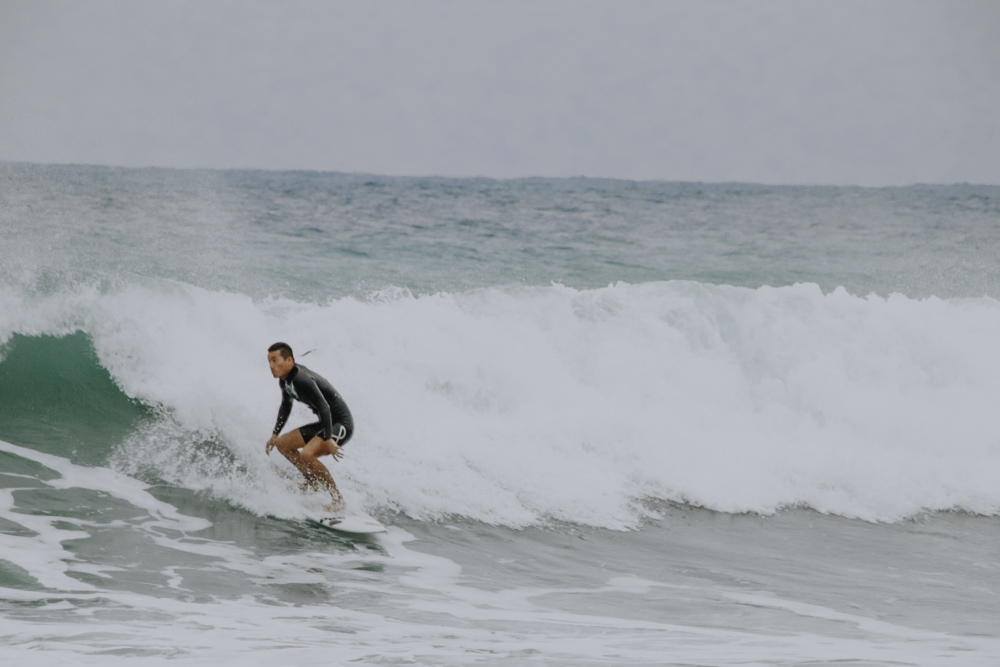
[268,342,294,359]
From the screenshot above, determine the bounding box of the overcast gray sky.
[0,0,997,185]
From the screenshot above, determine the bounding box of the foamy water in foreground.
[4,439,1000,666]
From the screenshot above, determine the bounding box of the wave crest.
[3,280,1000,527]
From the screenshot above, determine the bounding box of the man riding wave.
[266,342,353,507]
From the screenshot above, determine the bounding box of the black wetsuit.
[272,363,354,445]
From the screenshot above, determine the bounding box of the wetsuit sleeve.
[273,390,293,435]
[298,377,333,440]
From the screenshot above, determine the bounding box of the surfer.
[265,342,353,507]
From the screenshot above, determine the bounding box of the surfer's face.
[268,350,294,378]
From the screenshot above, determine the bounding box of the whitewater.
[2,163,1000,665]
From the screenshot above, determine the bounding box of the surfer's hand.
[326,440,344,461]
[266,435,277,455]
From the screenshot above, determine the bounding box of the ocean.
[2,162,1000,665]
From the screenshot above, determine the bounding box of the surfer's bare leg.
[301,437,345,509]
[267,431,343,506]
[268,430,320,483]
[268,430,311,480]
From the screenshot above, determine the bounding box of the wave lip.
[2,279,1000,528]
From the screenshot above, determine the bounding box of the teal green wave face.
[0,332,152,466]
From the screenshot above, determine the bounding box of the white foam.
[2,512,999,666]
[4,279,1000,527]
[0,439,214,590]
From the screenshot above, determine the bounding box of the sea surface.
[2,162,1000,665]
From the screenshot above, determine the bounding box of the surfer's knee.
[275,431,303,454]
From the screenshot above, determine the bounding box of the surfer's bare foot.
[324,497,345,513]
[323,487,345,512]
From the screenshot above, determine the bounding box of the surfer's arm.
[273,392,293,436]
[266,393,293,455]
